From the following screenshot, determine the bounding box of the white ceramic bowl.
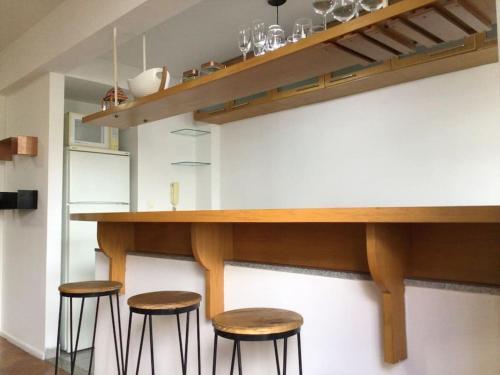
[127,68,170,98]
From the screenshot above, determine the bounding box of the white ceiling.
[100,0,324,79]
[65,76,123,105]
[0,0,65,51]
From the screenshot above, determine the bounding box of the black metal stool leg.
[69,298,73,366]
[236,340,243,375]
[297,333,303,375]
[71,298,85,375]
[124,311,133,375]
[282,338,288,375]
[109,295,121,375]
[184,311,190,375]
[54,295,62,375]
[149,315,155,375]
[273,340,281,375]
[196,309,201,375]
[88,297,100,375]
[212,333,218,375]
[176,312,190,375]
[229,341,237,375]
[136,315,147,375]
[116,293,125,373]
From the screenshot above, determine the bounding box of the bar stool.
[55,280,124,375]
[124,291,202,375]
[212,308,303,375]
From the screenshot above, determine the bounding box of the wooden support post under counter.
[72,206,500,364]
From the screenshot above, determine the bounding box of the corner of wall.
[44,72,65,356]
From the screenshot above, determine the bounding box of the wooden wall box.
[0,136,38,161]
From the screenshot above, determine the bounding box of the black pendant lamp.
[267,0,287,25]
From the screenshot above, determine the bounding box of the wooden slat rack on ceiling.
[83,0,497,129]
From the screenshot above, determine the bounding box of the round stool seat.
[58,280,122,296]
[128,291,201,312]
[213,308,303,336]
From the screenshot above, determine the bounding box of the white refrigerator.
[62,146,130,352]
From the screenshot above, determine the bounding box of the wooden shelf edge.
[0,136,38,161]
[196,33,497,124]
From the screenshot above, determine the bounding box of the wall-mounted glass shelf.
[171,128,211,136]
[171,161,211,166]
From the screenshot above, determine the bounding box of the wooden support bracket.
[191,223,233,319]
[97,222,135,294]
[366,223,411,364]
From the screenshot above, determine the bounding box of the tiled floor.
[0,337,68,375]
[47,348,93,375]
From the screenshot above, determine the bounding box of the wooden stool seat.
[125,291,202,373]
[58,280,122,296]
[127,291,201,311]
[213,308,304,336]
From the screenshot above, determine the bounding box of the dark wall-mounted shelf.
[0,136,38,161]
[0,190,38,210]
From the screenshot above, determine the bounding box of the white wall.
[220,63,500,208]
[95,254,500,375]
[121,127,139,210]
[64,99,100,115]
[0,73,64,359]
[136,114,212,211]
[66,59,142,92]
[212,63,500,373]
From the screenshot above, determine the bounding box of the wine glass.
[312,0,334,31]
[332,0,358,23]
[238,26,252,61]
[358,0,387,12]
[252,19,267,56]
[293,18,313,40]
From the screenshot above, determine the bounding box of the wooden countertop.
[84,205,500,364]
[71,206,500,223]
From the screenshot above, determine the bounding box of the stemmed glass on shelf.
[358,0,388,12]
[332,0,358,23]
[238,26,252,61]
[312,0,334,31]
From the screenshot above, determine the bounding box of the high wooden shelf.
[82,0,497,129]
[72,206,500,364]
[0,136,38,161]
[195,33,497,124]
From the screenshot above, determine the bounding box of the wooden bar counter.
[72,207,500,364]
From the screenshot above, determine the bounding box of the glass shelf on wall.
[171,161,211,166]
[170,128,211,136]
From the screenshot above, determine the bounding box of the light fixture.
[267,0,287,25]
